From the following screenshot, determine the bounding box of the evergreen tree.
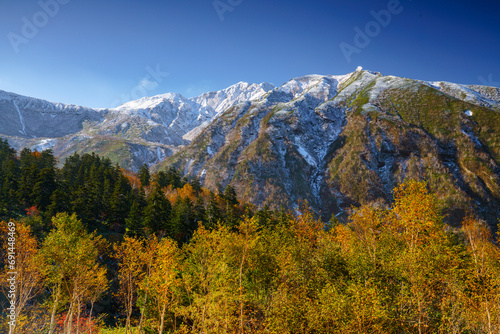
[0,138,16,161]
[18,148,39,207]
[156,167,185,189]
[135,186,148,209]
[194,196,206,226]
[0,157,20,218]
[167,167,182,189]
[216,182,224,197]
[206,192,221,229]
[60,152,82,186]
[31,167,57,211]
[125,200,144,237]
[138,163,150,187]
[224,201,238,229]
[190,176,202,195]
[70,186,95,226]
[172,196,196,242]
[254,204,272,227]
[46,188,71,220]
[224,184,239,206]
[40,149,56,170]
[156,170,168,188]
[102,177,114,216]
[109,175,132,226]
[144,186,172,236]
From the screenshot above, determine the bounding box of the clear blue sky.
[1,0,499,108]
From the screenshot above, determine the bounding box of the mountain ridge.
[1,69,499,225]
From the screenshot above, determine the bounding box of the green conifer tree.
[224,184,239,205]
[206,192,221,229]
[190,176,202,195]
[144,186,172,235]
[109,175,132,226]
[125,200,144,237]
[172,196,196,242]
[31,167,57,211]
[138,163,151,187]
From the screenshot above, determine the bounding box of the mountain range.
[1,68,500,225]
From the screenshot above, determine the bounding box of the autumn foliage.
[1,180,500,333]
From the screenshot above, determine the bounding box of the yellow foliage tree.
[113,236,146,333]
[461,216,500,333]
[147,237,182,334]
[0,221,44,334]
[40,213,108,334]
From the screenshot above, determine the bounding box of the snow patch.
[185,158,194,172]
[199,169,207,181]
[31,139,55,151]
[13,100,26,135]
[465,110,473,116]
[156,147,166,161]
[296,143,317,166]
[461,128,482,148]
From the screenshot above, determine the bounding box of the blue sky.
[0,0,499,108]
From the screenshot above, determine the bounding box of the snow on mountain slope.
[0,90,105,138]
[192,81,274,114]
[0,80,275,169]
[183,82,274,140]
[158,71,352,210]
[425,81,500,109]
[155,69,500,228]
[1,69,499,174]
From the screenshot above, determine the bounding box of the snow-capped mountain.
[111,81,274,144]
[0,81,274,170]
[155,69,500,226]
[1,69,500,226]
[0,90,105,138]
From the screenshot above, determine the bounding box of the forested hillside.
[1,139,500,333]
[0,138,262,241]
[3,71,500,228]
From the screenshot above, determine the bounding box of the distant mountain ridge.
[0,80,274,170]
[1,69,500,225]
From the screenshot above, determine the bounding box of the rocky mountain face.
[1,81,273,170]
[0,90,104,138]
[1,69,500,225]
[156,69,500,226]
